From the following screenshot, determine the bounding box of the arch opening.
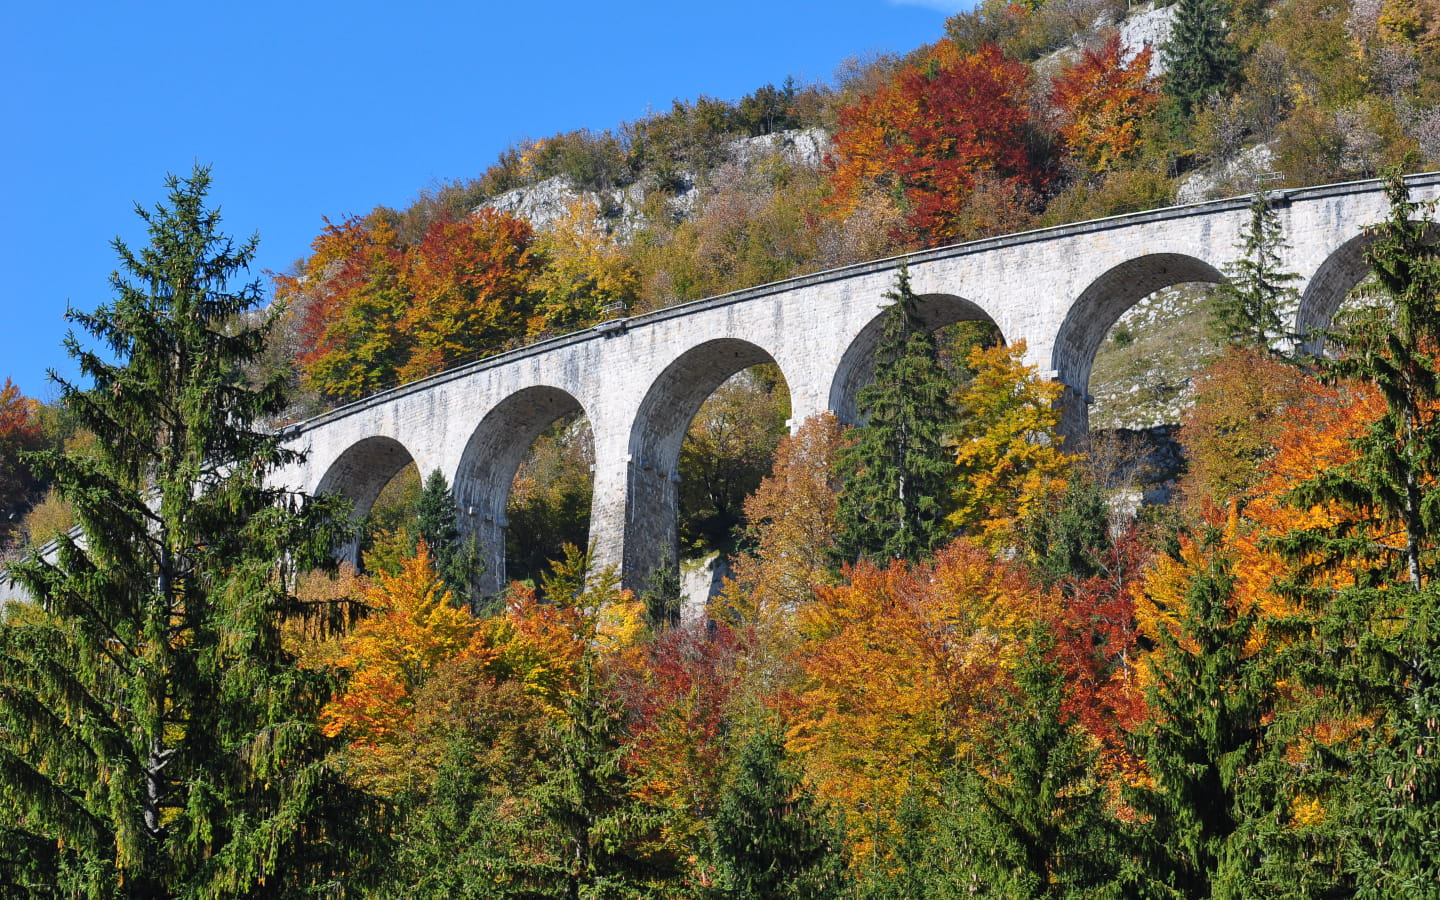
[313,435,418,565]
[829,292,1004,424]
[453,385,592,596]
[1296,223,1439,355]
[626,339,792,596]
[1055,254,1226,437]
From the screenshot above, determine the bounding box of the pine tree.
[1161,0,1238,119]
[1129,542,1268,899]
[0,168,380,895]
[835,267,957,565]
[952,624,1121,898]
[711,726,843,899]
[414,468,484,609]
[1259,173,1440,894]
[1211,191,1300,353]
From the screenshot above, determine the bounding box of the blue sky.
[2,0,969,402]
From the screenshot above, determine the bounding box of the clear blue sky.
[2,0,968,403]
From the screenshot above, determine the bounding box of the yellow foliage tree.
[528,197,639,337]
[949,341,1069,550]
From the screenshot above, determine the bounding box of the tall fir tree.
[710,726,843,899]
[1210,191,1301,353]
[0,168,380,896]
[835,267,957,565]
[1129,542,1268,899]
[1161,0,1239,119]
[414,468,484,610]
[1259,173,1440,893]
[951,624,1122,899]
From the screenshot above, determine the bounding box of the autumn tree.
[275,210,411,401]
[528,197,639,337]
[400,208,541,382]
[0,167,379,895]
[828,41,1042,244]
[949,341,1068,551]
[321,542,491,795]
[1050,34,1161,173]
[835,268,957,565]
[0,378,42,547]
[788,542,1047,839]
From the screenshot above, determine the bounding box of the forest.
[4,0,1440,896]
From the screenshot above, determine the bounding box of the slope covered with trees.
[7,1,1440,895]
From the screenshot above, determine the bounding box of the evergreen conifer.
[0,167,379,895]
[1129,544,1268,899]
[952,625,1121,898]
[1260,172,1440,893]
[835,267,956,564]
[1161,0,1239,118]
[711,726,843,899]
[414,468,484,609]
[1211,191,1300,353]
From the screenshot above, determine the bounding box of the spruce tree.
[1211,191,1300,353]
[835,267,957,565]
[952,624,1121,898]
[0,168,379,895]
[1259,173,1440,894]
[1129,544,1268,899]
[711,726,843,899]
[414,467,484,609]
[1161,0,1239,118]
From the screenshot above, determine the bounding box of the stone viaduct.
[260,173,1440,594]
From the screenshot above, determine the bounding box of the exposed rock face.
[1120,2,1178,77]
[1176,143,1277,204]
[476,128,831,239]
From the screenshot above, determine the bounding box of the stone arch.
[624,338,789,584]
[452,385,591,595]
[1295,223,1438,353]
[1054,253,1226,436]
[314,436,418,521]
[829,292,1002,423]
[313,436,418,563]
[1295,231,1377,352]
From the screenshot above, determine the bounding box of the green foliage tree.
[1025,470,1113,588]
[1210,192,1301,352]
[1129,543,1268,899]
[835,268,957,564]
[1162,0,1240,119]
[953,624,1122,898]
[0,167,379,895]
[415,468,484,609]
[1258,172,1440,894]
[711,726,843,899]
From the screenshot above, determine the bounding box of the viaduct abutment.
[262,173,1440,593]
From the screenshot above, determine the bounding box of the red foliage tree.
[1050,34,1160,173]
[829,41,1044,244]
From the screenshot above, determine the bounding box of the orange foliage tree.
[275,207,542,401]
[1050,35,1160,173]
[784,541,1050,844]
[828,41,1043,244]
[399,208,540,382]
[0,377,42,545]
[275,211,410,400]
